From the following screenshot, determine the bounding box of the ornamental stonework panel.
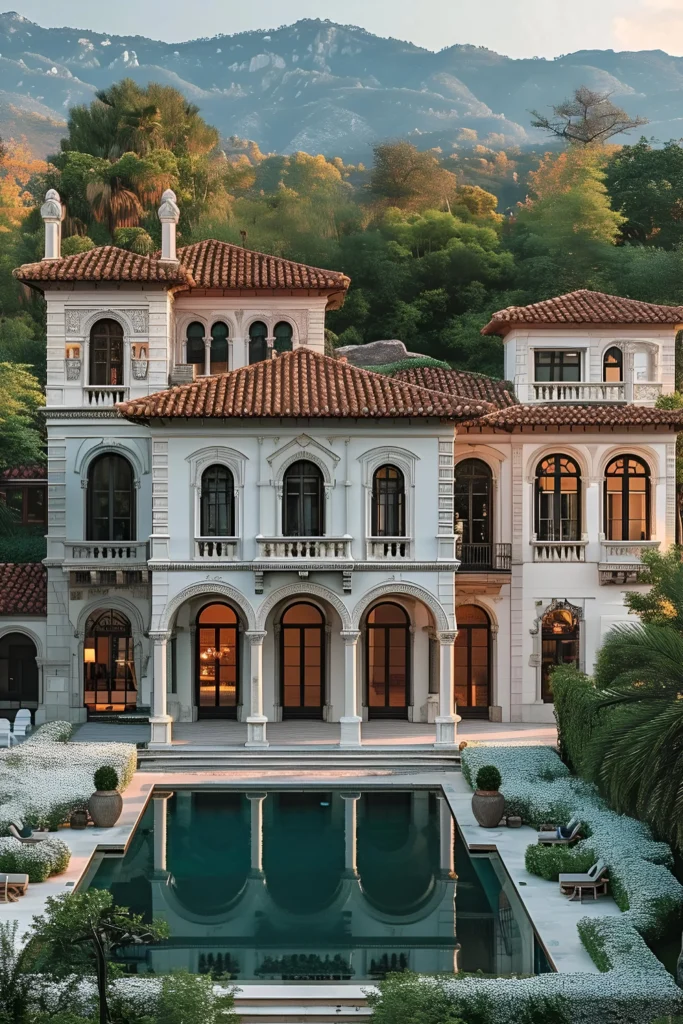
[65,310,81,334]
[123,309,149,333]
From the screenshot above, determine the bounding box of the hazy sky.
[10,0,683,57]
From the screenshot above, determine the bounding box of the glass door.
[366,603,410,719]
[196,604,240,718]
[454,605,491,718]
[281,603,325,719]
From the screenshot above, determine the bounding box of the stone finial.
[158,188,180,263]
[40,189,62,261]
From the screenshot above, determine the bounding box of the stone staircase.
[137,745,460,773]
[232,986,371,1023]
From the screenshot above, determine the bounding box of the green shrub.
[113,227,154,255]
[475,765,501,792]
[0,836,71,881]
[549,665,601,773]
[61,235,95,256]
[93,766,119,792]
[371,356,452,373]
[524,843,596,881]
[0,534,46,563]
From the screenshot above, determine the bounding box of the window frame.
[248,321,269,365]
[603,346,623,383]
[534,454,581,542]
[86,454,136,542]
[534,349,582,383]
[282,459,325,537]
[200,464,235,537]
[604,455,651,541]
[371,464,406,537]
[89,318,124,387]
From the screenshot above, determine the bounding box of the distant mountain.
[1,11,683,158]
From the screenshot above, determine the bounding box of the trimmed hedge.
[0,835,71,881]
[550,665,602,773]
[524,844,595,881]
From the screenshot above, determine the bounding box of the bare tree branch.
[530,86,648,145]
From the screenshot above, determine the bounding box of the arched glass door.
[281,603,325,719]
[196,604,240,718]
[454,605,491,718]
[454,459,492,568]
[84,610,137,714]
[0,633,38,707]
[366,603,410,719]
[541,603,579,703]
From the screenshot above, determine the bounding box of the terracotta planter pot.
[88,790,123,828]
[471,790,505,828]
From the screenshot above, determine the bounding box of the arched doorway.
[196,604,240,718]
[541,602,580,703]
[454,459,492,568]
[454,605,491,718]
[366,603,410,719]
[281,603,325,719]
[84,610,137,714]
[0,633,38,708]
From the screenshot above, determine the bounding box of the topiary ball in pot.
[88,765,122,828]
[471,764,505,828]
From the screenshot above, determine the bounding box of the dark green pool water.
[86,788,548,981]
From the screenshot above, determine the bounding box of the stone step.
[232,986,371,1023]
[137,747,460,772]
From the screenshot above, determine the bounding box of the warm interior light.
[84,646,96,664]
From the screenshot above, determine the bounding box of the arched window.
[454,605,491,716]
[90,319,123,387]
[603,347,623,383]
[283,460,324,536]
[0,633,38,706]
[200,464,235,537]
[186,322,205,368]
[281,603,325,718]
[210,321,229,374]
[372,465,405,537]
[274,321,293,354]
[83,609,137,713]
[535,455,581,542]
[249,321,268,364]
[605,456,650,541]
[87,454,135,542]
[541,603,579,703]
[454,459,492,567]
[366,603,410,718]
[196,603,240,717]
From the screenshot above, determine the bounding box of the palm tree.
[584,622,683,849]
[114,104,164,158]
[86,178,144,235]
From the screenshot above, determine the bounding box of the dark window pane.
[283,461,323,536]
[87,455,135,541]
[90,319,124,386]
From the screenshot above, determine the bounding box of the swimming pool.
[85,787,551,981]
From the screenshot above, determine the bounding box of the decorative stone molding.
[65,310,81,334]
[131,359,148,380]
[157,581,257,632]
[436,631,458,645]
[122,309,149,333]
[245,631,267,646]
[340,630,361,645]
[65,359,82,381]
[352,581,450,632]
[255,581,352,631]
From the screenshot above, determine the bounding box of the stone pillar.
[435,631,460,748]
[438,795,455,877]
[152,791,173,877]
[203,336,211,377]
[149,633,172,747]
[341,792,360,876]
[246,792,267,875]
[40,189,62,260]
[245,631,268,747]
[339,630,362,748]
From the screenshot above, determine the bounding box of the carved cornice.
[146,560,462,572]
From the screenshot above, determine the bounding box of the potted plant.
[471,765,505,828]
[88,766,123,828]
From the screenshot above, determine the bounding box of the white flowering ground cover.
[451,744,683,1023]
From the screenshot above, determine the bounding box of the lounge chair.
[12,709,31,740]
[537,816,581,845]
[559,859,609,901]
[0,719,16,748]
[9,819,51,844]
[0,873,29,902]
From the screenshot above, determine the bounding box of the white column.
[435,630,460,748]
[152,791,172,877]
[245,631,268,747]
[246,792,267,875]
[339,630,362,748]
[438,795,455,877]
[149,633,172,747]
[203,336,210,377]
[40,189,62,260]
[341,792,360,876]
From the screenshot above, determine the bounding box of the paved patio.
[72,718,558,747]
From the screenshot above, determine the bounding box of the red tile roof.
[0,563,46,616]
[14,239,350,306]
[482,290,683,335]
[118,348,492,421]
[391,366,516,408]
[14,247,192,285]
[462,404,683,431]
[0,465,46,480]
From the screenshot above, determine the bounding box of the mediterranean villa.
[1,187,683,746]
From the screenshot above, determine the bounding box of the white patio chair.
[12,710,31,740]
[0,719,16,748]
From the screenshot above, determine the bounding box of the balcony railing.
[64,541,149,564]
[457,542,512,571]
[600,539,660,562]
[83,386,129,407]
[532,538,588,563]
[531,382,625,403]
[366,537,412,559]
[257,537,352,559]
[195,537,240,560]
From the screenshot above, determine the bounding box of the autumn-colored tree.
[0,137,47,233]
[369,141,458,212]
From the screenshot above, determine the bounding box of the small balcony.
[366,537,413,560]
[63,540,149,567]
[531,382,625,403]
[195,538,240,561]
[256,537,352,560]
[83,386,129,407]
[599,539,660,584]
[532,537,588,563]
[457,543,512,572]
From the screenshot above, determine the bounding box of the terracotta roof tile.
[461,404,683,431]
[176,239,350,294]
[0,465,46,480]
[482,290,683,335]
[118,348,492,421]
[14,247,192,285]
[391,366,516,408]
[0,563,46,616]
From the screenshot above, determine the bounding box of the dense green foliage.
[524,844,595,881]
[475,765,502,791]
[93,766,119,792]
[550,666,601,774]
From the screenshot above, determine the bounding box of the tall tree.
[0,362,44,470]
[605,138,683,246]
[369,141,458,212]
[530,86,648,145]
